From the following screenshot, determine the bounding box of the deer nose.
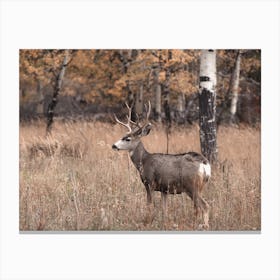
[112,144,118,150]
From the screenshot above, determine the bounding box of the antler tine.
[124,102,132,121]
[124,102,135,126]
[115,102,146,132]
[114,113,132,133]
[129,113,142,129]
[125,102,142,128]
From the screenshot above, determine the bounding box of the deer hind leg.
[202,198,210,229]
[197,196,210,230]
[193,193,209,230]
[193,201,201,230]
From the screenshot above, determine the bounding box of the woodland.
[20,49,261,126]
[19,49,261,231]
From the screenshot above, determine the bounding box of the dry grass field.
[19,120,261,231]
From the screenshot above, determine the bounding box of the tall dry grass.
[19,120,261,231]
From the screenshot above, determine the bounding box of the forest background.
[19,49,261,231]
[20,49,260,125]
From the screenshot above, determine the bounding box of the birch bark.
[177,92,185,112]
[230,50,242,123]
[199,49,218,163]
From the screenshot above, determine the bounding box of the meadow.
[19,120,261,231]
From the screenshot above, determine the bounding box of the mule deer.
[112,102,211,229]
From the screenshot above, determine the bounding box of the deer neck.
[129,141,148,171]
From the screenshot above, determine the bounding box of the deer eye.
[125,137,131,142]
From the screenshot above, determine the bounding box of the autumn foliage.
[20,49,261,124]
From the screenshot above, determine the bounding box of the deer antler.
[114,102,135,133]
[114,113,132,133]
[124,103,141,129]
[114,101,151,132]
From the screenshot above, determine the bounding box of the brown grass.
[19,120,261,231]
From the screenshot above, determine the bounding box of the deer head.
[112,101,152,152]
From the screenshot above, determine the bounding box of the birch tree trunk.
[46,50,69,134]
[177,92,186,122]
[199,49,218,163]
[229,50,242,123]
[177,92,185,112]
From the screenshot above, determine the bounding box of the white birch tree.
[229,50,242,123]
[199,49,218,163]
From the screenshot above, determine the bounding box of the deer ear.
[141,123,152,136]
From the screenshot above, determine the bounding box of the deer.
[112,101,211,229]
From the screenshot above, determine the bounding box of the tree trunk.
[162,69,171,124]
[198,49,218,163]
[36,79,44,115]
[229,50,242,123]
[177,92,186,122]
[126,80,137,122]
[162,68,171,154]
[177,92,185,112]
[46,50,69,134]
[135,82,143,117]
[153,66,161,122]
[119,50,131,74]
[135,58,144,117]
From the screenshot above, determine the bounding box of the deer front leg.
[147,189,152,204]
[143,184,154,225]
[161,192,167,216]
[144,183,153,204]
[161,192,168,229]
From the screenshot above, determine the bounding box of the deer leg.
[192,191,199,230]
[161,192,167,227]
[193,204,199,230]
[146,189,152,204]
[199,196,209,229]
[196,196,209,230]
[144,182,153,204]
[161,192,167,215]
[146,185,157,208]
[143,185,155,225]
